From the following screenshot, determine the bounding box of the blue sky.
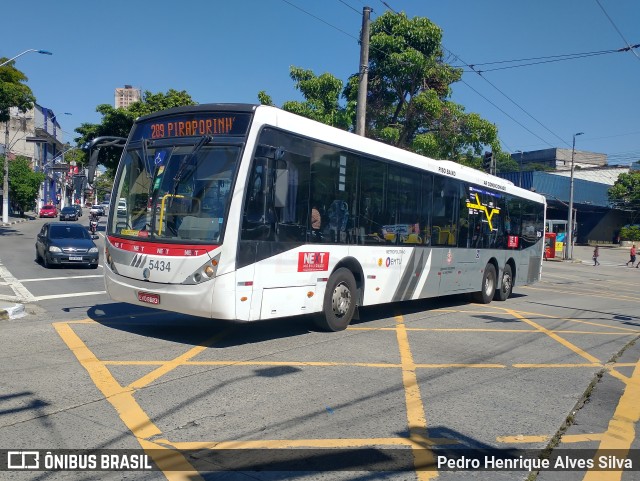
[3,0,639,165]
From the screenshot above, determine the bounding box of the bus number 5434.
[148,260,171,272]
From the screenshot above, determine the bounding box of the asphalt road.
[0,217,639,480]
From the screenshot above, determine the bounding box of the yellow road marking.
[503,309,601,364]
[127,330,231,390]
[161,437,458,449]
[138,439,202,481]
[583,356,640,481]
[54,321,200,480]
[498,309,640,333]
[513,363,602,368]
[395,314,437,479]
[523,285,640,303]
[497,433,604,444]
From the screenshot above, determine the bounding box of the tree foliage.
[260,11,501,170]
[74,89,196,175]
[608,171,640,223]
[0,61,36,122]
[0,156,44,212]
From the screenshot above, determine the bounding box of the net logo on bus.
[298,252,329,272]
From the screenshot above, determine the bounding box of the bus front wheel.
[316,268,357,332]
[494,264,513,301]
[472,264,496,304]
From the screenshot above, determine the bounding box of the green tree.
[261,11,501,169]
[75,89,196,174]
[0,156,44,213]
[0,60,36,123]
[608,171,640,224]
[281,67,351,129]
[93,171,115,203]
[358,11,501,161]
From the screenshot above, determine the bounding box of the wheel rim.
[331,282,351,318]
[503,273,512,294]
[484,272,495,296]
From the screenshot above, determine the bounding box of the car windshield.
[109,142,241,243]
[62,207,75,213]
[50,226,89,239]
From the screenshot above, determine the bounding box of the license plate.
[69,256,83,261]
[138,291,160,305]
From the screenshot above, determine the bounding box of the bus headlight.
[182,254,220,285]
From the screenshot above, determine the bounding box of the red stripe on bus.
[107,236,218,256]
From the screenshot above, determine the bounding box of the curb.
[0,303,26,320]
[0,217,33,227]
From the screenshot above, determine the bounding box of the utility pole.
[355,6,371,137]
[566,132,584,260]
[2,122,9,224]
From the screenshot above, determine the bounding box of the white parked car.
[89,204,104,216]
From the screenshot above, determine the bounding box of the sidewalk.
[0,211,36,227]
[570,243,634,267]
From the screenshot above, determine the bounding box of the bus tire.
[472,263,496,304]
[494,264,513,301]
[316,268,357,332]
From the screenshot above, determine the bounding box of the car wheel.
[43,254,50,269]
[315,267,357,332]
[35,247,41,263]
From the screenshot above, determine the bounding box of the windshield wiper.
[168,135,213,209]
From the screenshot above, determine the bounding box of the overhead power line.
[595,0,640,62]
[455,44,639,73]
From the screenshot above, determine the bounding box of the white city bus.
[103,104,546,331]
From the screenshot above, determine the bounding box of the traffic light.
[482,151,493,173]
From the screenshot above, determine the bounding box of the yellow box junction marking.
[53,302,640,480]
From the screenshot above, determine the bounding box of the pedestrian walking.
[593,246,600,266]
[626,244,637,267]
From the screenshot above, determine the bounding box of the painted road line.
[522,285,640,303]
[583,355,640,481]
[54,321,201,481]
[162,437,458,449]
[497,433,604,444]
[20,274,103,282]
[504,308,601,364]
[394,314,437,480]
[0,260,35,302]
[126,330,232,390]
[34,291,106,301]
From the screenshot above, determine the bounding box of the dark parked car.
[73,204,83,217]
[39,205,57,218]
[59,206,78,221]
[35,222,99,269]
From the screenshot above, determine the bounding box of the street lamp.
[1,49,53,224]
[0,49,53,68]
[566,131,584,260]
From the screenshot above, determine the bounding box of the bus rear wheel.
[494,264,513,301]
[471,263,496,304]
[316,268,357,332]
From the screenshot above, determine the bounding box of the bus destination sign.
[132,112,252,141]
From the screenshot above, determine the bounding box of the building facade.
[510,148,607,171]
[114,85,141,109]
[1,104,67,211]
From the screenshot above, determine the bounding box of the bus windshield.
[108,140,242,244]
